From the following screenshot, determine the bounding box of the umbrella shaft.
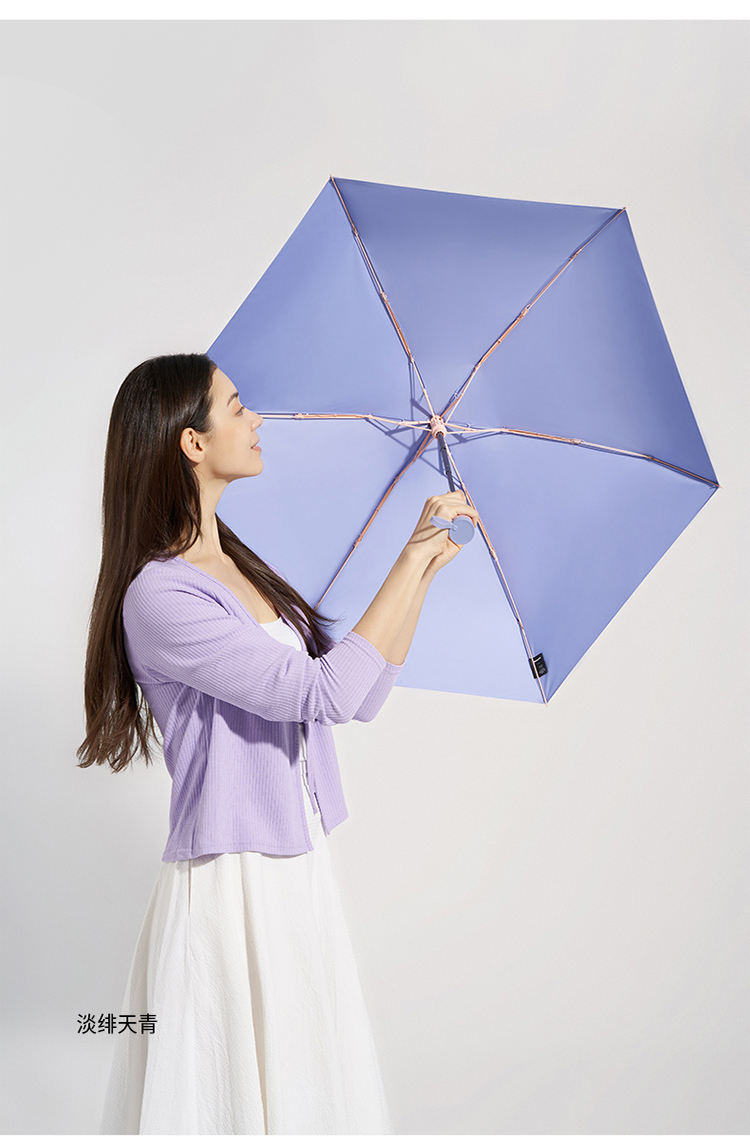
[437,433,455,491]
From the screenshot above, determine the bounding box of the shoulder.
[123,557,233,623]
[126,556,199,594]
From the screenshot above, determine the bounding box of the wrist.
[400,542,434,576]
[420,559,438,583]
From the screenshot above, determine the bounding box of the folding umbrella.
[207,176,719,704]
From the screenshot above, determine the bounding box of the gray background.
[1,19,748,1136]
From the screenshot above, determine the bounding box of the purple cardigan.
[122,556,405,861]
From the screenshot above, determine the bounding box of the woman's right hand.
[404,492,479,572]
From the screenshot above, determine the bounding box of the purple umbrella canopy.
[207,176,719,704]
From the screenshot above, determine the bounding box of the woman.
[78,352,477,1135]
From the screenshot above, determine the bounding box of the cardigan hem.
[162,837,319,862]
[161,813,348,861]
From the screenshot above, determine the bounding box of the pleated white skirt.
[99,735,394,1135]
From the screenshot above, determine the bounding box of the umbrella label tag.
[529,653,548,679]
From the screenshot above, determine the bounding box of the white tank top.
[258,616,315,810]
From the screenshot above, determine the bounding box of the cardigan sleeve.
[265,559,405,724]
[123,568,391,727]
[352,661,405,722]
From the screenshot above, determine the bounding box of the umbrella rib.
[441,207,628,424]
[446,424,721,488]
[255,411,433,431]
[440,445,549,705]
[329,175,439,420]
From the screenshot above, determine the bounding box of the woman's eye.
[237,405,245,415]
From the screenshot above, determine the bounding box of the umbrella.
[206,176,719,704]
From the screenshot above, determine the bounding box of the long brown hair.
[77,352,340,773]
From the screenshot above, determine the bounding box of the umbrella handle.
[430,514,476,545]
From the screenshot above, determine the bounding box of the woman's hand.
[405,491,479,574]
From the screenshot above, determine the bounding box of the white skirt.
[99,737,394,1135]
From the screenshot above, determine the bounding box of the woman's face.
[182,366,264,483]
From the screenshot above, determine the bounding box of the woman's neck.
[174,484,229,565]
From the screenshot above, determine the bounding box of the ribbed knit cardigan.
[122,556,405,861]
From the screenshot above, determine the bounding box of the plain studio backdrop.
[1,18,748,1137]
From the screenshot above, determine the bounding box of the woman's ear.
[179,426,206,465]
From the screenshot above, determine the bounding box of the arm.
[351,563,436,722]
[271,545,430,666]
[271,553,430,671]
[350,545,432,661]
[351,659,405,723]
[381,561,435,666]
[271,490,472,668]
[123,569,392,727]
